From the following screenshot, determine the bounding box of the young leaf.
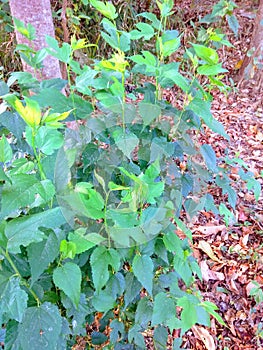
[132,254,153,295]
[4,95,41,127]
[18,302,62,349]
[53,262,81,307]
[90,0,118,20]
[192,44,219,64]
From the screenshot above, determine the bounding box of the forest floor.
[170,0,263,349]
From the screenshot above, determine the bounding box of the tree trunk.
[238,0,263,89]
[9,0,62,80]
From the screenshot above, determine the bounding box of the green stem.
[31,128,46,180]
[104,191,111,248]
[0,247,41,306]
[121,71,126,131]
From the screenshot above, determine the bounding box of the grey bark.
[9,0,62,80]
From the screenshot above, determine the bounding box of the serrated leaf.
[132,254,153,295]
[26,126,64,155]
[197,64,228,76]
[177,296,198,333]
[152,292,175,325]
[18,302,62,349]
[200,144,217,172]
[90,0,117,20]
[192,44,219,64]
[5,207,65,253]
[138,102,161,126]
[130,22,155,40]
[0,135,12,163]
[53,262,81,307]
[27,229,63,285]
[153,326,169,350]
[1,174,40,217]
[90,246,110,291]
[113,129,139,159]
[92,290,116,312]
[135,297,153,328]
[0,276,28,322]
[68,230,105,254]
[200,301,227,326]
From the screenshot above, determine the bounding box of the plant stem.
[0,247,41,306]
[31,128,46,180]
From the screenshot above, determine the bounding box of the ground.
[170,0,263,348]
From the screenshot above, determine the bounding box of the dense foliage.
[0,0,260,348]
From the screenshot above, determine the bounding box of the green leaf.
[0,276,28,322]
[177,296,198,333]
[132,254,153,295]
[246,178,261,201]
[130,23,155,40]
[91,331,108,346]
[200,301,227,326]
[138,102,161,126]
[163,231,184,253]
[161,34,180,57]
[152,292,175,325]
[135,297,153,328]
[92,290,116,312]
[163,70,189,92]
[5,207,65,253]
[74,182,105,219]
[112,129,139,159]
[130,51,157,69]
[0,167,10,182]
[153,326,169,350]
[124,272,141,308]
[53,262,81,307]
[174,217,192,241]
[227,14,239,36]
[60,239,76,260]
[200,144,217,172]
[45,36,71,63]
[90,0,117,20]
[68,229,105,254]
[90,246,120,291]
[197,64,228,76]
[1,174,40,217]
[18,302,62,349]
[13,18,36,40]
[26,126,64,155]
[27,229,63,285]
[0,135,12,163]
[173,255,193,286]
[192,44,219,64]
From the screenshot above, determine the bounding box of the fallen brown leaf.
[192,325,216,350]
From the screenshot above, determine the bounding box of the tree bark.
[9,0,62,80]
[238,0,263,89]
